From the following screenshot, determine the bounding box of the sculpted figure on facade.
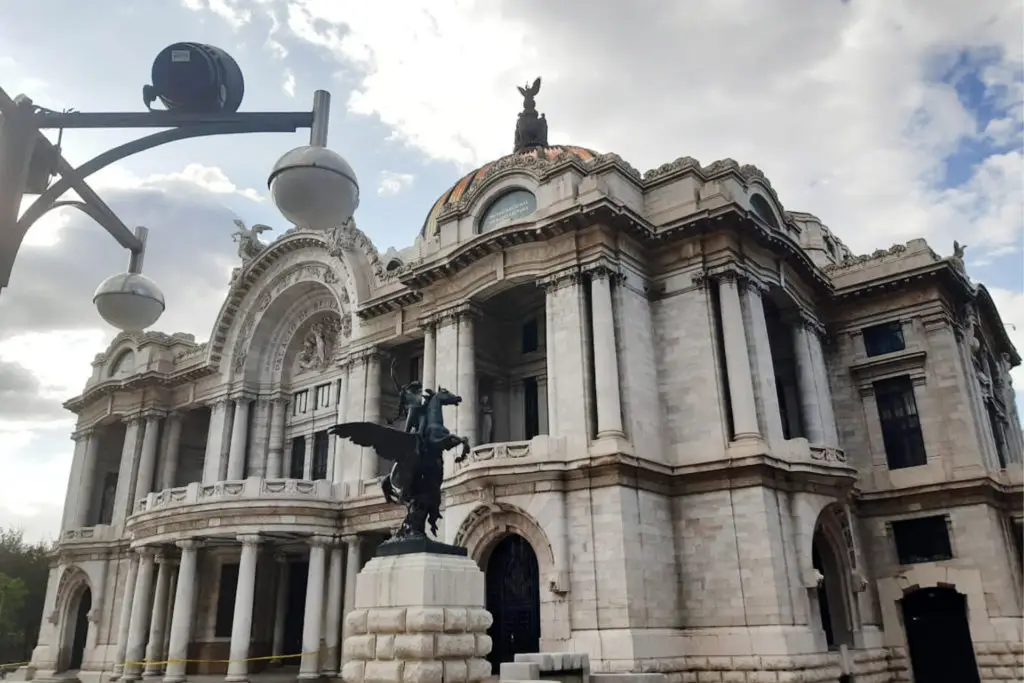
[296,316,341,372]
[231,219,273,261]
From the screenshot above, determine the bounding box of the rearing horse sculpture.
[330,386,470,539]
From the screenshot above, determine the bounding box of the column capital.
[141,409,168,422]
[229,392,256,404]
[135,545,157,558]
[203,395,232,410]
[72,426,96,441]
[581,261,625,284]
[536,267,582,293]
[691,269,711,290]
[340,533,361,546]
[121,412,146,426]
[237,534,262,546]
[175,539,203,551]
[308,534,333,548]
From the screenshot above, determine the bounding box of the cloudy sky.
[0,0,1021,541]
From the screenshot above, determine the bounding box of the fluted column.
[158,413,185,490]
[123,547,157,682]
[270,554,289,666]
[202,399,231,483]
[456,310,478,445]
[163,540,200,683]
[299,536,328,679]
[718,274,760,440]
[248,399,271,477]
[112,416,144,526]
[225,535,260,682]
[422,323,437,390]
[793,319,825,444]
[341,535,361,637]
[266,398,287,479]
[226,398,251,480]
[143,554,173,679]
[360,353,382,479]
[323,542,345,676]
[111,554,140,680]
[134,414,163,505]
[72,429,100,527]
[590,268,625,437]
[808,325,839,445]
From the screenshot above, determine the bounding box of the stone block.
[342,551,492,683]
[500,661,541,681]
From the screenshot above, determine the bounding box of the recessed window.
[892,516,953,565]
[874,376,927,469]
[408,355,422,383]
[863,322,906,357]
[750,194,779,229]
[987,402,1009,469]
[523,377,540,440]
[315,383,331,409]
[214,563,239,637]
[292,390,309,415]
[289,436,305,479]
[312,430,330,480]
[522,318,539,354]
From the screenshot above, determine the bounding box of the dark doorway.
[485,534,540,673]
[901,587,980,683]
[282,562,309,663]
[69,588,92,670]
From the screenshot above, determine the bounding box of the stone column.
[302,434,314,480]
[590,268,625,437]
[248,399,271,477]
[300,536,329,679]
[62,429,89,530]
[143,554,173,679]
[342,535,361,637]
[422,323,437,390]
[225,535,261,682]
[808,325,839,445]
[456,310,478,445]
[360,353,382,479]
[134,414,163,505]
[163,540,200,683]
[111,554,140,680]
[743,282,785,445]
[158,413,184,491]
[266,398,287,479]
[718,274,760,440]
[331,368,351,484]
[792,320,825,444]
[323,543,345,676]
[73,429,101,527]
[202,399,231,483]
[270,554,289,666]
[112,416,144,527]
[226,398,251,480]
[123,547,157,682]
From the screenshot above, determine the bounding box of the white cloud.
[93,163,266,203]
[249,0,1024,260]
[283,68,297,97]
[377,170,415,197]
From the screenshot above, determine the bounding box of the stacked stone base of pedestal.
[341,549,493,683]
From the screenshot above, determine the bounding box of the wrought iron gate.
[485,534,541,673]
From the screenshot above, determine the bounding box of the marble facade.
[16,144,1024,683]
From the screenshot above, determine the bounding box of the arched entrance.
[485,534,540,673]
[811,529,852,648]
[901,587,980,683]
[67,587,91,670]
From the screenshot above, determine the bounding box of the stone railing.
[134,477,337,514]
[60,524,117,544]
[454,440,533,471]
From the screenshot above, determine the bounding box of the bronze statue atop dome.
[514,76,549,153]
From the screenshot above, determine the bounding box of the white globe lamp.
[93,272,166,331]
[269,146,360,231]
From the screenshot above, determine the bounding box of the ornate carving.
[513,77,548,153]
[340,313,352,340]
[232,219,273,262]
[296,315,343,372]
[536,268,582,293]
[327,218,385,283]
[950,240,967,273]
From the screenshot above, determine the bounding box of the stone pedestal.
[341,541,493,683]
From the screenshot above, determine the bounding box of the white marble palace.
[19,89,1024,683]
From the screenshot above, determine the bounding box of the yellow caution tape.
[122,651,320,666]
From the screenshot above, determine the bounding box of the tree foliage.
[0,529,51,668]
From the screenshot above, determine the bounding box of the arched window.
[386,258,404,272]
[109,350,135,378]
[750,194,780,229]
[478,189,537,234]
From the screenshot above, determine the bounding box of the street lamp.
[0,42,361,331]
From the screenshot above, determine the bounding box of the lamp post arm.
[46,200,145,257]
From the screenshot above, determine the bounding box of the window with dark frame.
[522,318,539,355]
[874,375,927,469]
[96,471,118,525]
[214,563,240,637]
[289,436,305,479]
[862,321,906,357]
[315,383,331,409]
[986,402,1009,469]
[312,430,330,480]
[891,516,953,565]
[408,355,422,383]
[292,389,309,415]
[523,377,540,439]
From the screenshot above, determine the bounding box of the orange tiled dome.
[420,144,598,237]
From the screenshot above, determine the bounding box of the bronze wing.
[329,422,418,464]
